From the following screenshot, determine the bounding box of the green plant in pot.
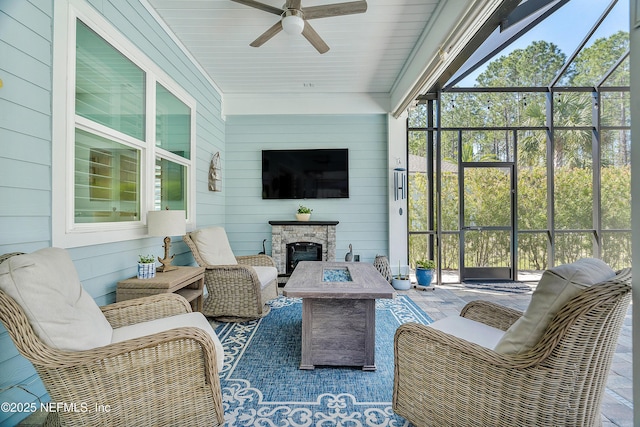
[391,260,411,290]
[415,259,435,287]
[137,254,156,279]
[296,205,313,221]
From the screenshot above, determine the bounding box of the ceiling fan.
[231,0,367,54]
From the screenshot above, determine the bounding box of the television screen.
[262,149,349,199]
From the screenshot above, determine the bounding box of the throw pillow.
[0,248,113,351]
[190,227,238,266]
[494,258,615,354]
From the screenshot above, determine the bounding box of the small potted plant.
[415,259,436,287]
[296,205,313,221]
[137,254,156,279]
[391,260,411,290]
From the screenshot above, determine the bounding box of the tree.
[568,31,629,87]
[477,41,567,87]
[407,32,631,272]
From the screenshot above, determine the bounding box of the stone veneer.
[269,221,339,276]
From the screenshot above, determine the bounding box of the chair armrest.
[394,322,554,426]
[101,293,192,329]
[395,322,537,369]
[459,300,523,331]
[204,264,262,282]
[236,254,276,267]
[33,327,224,426]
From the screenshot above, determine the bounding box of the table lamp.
[147,209,186,272]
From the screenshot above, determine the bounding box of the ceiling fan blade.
[250,20,284,47]
[231,0,283,16]
[303,1,367,20]
[302,22,330,54]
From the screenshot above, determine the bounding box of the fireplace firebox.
[287,242,322,275]
[269,220,338,283]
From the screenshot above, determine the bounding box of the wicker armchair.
[183,227,278,322]
[393,267,632,427]
[0,251,224,427]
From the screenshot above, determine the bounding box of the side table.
[116,266,205,312]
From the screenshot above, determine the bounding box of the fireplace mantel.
[269,220,339,280]
[268,220,339,226]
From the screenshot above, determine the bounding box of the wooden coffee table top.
[283,261,395,299]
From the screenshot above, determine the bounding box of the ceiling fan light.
[282,14,304,35]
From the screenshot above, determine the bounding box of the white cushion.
[253,266,278,290]
[190,227,237,266]
[428,315,505,349]
[112,312,224,372]
[495,258,615,354]
[0,248,113,351]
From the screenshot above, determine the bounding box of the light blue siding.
[225,115,389,263]
[0,0,225,424]
[0,1,391,425]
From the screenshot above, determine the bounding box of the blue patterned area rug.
[215,295,432,426]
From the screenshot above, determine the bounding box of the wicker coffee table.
[283,261,395,370]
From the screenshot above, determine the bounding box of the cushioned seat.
[112,311,224,371]
[184,226,278,321]
[427,315,505,349]
[0,248,225,426]
[394,258,631,427]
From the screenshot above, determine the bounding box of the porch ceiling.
[144,0,504,115]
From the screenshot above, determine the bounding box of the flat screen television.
[262,149,349,199]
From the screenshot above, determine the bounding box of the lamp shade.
[147,210,186,237]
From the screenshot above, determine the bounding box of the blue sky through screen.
[457,0,629,86]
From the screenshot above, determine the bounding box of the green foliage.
[415,259,435,269]
[477,41,567,87]
[569,31,629,87]
[408,165,631,271]
[297,205,312,214]
[139,255,155,263]
[406,32,631,272]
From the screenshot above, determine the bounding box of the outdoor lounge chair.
[393,258,631,427]
[0,249,225,427]
[183,226,278,321]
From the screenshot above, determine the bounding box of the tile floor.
[18,281,634,427]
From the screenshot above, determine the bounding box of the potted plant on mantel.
[415,259,436,287]
[137,254,156,279]
[296,205,313,221]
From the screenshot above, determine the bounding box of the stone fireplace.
[269,221,339,281]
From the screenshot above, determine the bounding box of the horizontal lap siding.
[225,115,389,262]
[0,1,225,424]
[0,3,54,423]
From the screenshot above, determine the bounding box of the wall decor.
[393,167,406,200]
[208,151,221,192]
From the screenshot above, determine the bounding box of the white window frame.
[52,0,196,247]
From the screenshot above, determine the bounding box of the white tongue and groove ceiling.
[144,0,490,115]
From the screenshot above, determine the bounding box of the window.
[52,1,195,247]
